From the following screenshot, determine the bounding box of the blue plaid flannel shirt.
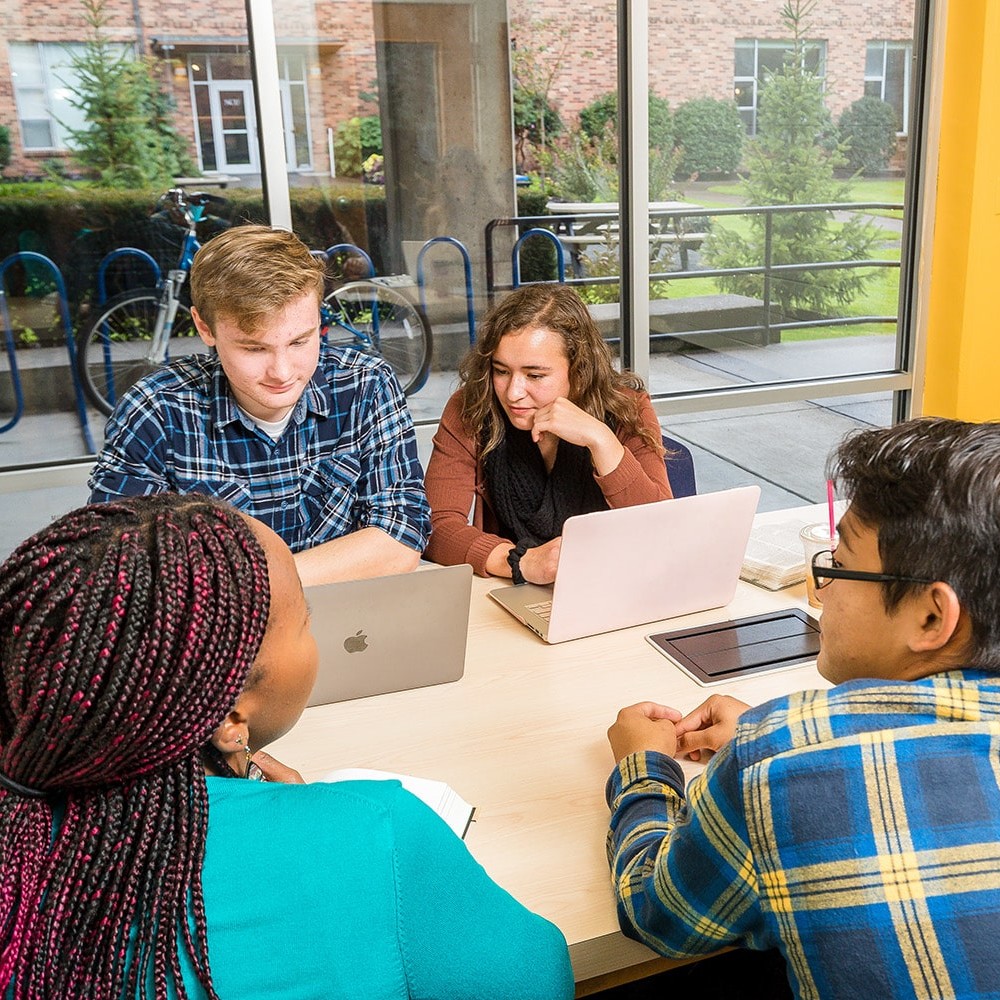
[89,342,430,554]
[607,669,1000,999]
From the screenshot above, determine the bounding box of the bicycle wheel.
[76,289,203,416]
[325,281,432,395]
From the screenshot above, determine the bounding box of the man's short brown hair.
[190,224,326,333]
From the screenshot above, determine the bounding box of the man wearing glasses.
[605,417,1000,998]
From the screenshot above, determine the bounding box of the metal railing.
[486,201,903,345]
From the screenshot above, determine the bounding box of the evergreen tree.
[61,0,193,188]
[705,0,880,315]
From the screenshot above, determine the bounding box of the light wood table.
[270,509,830,995]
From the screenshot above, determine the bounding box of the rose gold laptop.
[488,487,761,643]
[306,565,473,704]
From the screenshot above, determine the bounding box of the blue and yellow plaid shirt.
[89,342,430,554]
[607,670,1000,999]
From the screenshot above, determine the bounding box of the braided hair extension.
[0,495,271,999]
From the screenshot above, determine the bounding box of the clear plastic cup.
[800,523,837,609]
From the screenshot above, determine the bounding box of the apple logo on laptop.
[343,629,369,654]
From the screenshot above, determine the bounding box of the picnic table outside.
[544,200,708,272]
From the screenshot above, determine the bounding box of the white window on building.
[278,51,312,172]
[734,38,827,135]
[865,40,911,135]
[9,42,94,151]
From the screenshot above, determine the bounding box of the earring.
[234,733,255,778]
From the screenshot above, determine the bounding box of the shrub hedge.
[0,185,381,314]
[673,97,744,177]
[838,97,898,175]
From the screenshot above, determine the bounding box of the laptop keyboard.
[525,600,553,622]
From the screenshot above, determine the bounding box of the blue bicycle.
[75,187,222,416]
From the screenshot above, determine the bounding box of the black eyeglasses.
[811,549,936,592]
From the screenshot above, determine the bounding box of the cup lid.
[800,522,836,544]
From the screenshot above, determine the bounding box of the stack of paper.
[323,767,475,839]
[740,520,810,590]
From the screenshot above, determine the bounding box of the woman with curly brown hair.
[425,284,672,585]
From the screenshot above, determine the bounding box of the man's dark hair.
[829,417,1000,669]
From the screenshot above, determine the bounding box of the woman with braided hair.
[424,284,672,586]
[0,494,572,1000]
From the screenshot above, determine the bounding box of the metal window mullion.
[246,0,292,228]
[618,0,650,381]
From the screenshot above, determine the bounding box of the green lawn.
[650,237,901,342]
[698,177,904,219]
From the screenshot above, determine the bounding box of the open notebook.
[323,767,475,839]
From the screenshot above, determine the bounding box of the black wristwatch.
[507,541,530,585]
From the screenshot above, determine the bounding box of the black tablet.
[646,608,821,686]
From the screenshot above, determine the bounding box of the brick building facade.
[509,0,913,126]
[0,0,914,180]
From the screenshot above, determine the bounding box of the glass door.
[211,82,259,173]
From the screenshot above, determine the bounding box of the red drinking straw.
[826,479,836,544]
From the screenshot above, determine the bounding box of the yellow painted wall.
[922,0,1000,419]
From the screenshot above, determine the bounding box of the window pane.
[865,41,885,77]
[648,0,914,415]
[664,392,893,510]
[21,119,55,148]
[734,42,755,77]
[289,84,311,168]
[758,45,788,78]
[265,0,616,413]
[210,53,251,79]
[9,42,45,86]
[0,8,260,468]
[193,85,217,170]
[885,45,908,128]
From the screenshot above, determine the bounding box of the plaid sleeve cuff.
[606,750,686,808]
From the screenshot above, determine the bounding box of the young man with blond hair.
[89,225,429,585]
[607,417,1000,998]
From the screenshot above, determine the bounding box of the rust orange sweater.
[423,389,672,575]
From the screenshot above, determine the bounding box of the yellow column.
[922,0,1000,419]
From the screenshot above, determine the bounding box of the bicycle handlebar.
[157,187,228,229]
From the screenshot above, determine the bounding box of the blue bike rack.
[416,237,476,345]
[511,229,566,288]
[0,287,25,435]
[96,247,161,305]
[323,243,375,278]
[92,249,163,409]
[0,252,95,453]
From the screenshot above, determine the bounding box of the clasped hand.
[607,694,750,764]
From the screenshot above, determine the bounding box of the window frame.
[865,39,913,135]
[9,40,118,152]
[733,37,828,135]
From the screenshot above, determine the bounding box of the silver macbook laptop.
[488,486,761,643]
[306,564,473,705]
